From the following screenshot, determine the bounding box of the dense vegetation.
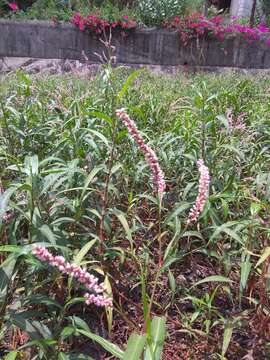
[0,0,204,25]
[0,66,270,359]
[1,0,269,27]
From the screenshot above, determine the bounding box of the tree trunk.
[204,0,211,16]
[250,0,257,27]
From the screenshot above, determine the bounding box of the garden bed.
[1,68,270,360]
[1,19,270,69]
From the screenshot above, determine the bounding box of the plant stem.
[99,122,117,249]
[145,197,163,327]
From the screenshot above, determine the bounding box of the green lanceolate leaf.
[24,155,39,176]
[58,353,94,360]
[77,329,124,359]
[240,256,252,294]
[0,187,17,221]
[145,316,166,360]
[256,247,270,268]
[104,275,113,335]
[123,332,146,360]
[74,239,97,266]
[112,209,133,246]
[9,310,52,340]
[5,351,18,360]
[118,69,143,100]
[191,275,232,288]
[80,166,103,201]
[222,322,233,356]
[0,255,16,301]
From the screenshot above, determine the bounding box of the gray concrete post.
[230,0,254,17]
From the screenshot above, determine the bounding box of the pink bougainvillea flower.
[8,2,18,11]
[257,23,270,33]
[187,159,210,224]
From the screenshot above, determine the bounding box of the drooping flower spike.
[116,108,165,197]
[32,246,112,307]
[187,159,210,224]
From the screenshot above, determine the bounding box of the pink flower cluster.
[71,11,270,45]
[188,159,210,224]
[116,108,165,197]
[226,108,246,132]
[164,13,270,46]
[0,183,15,224]
[8,2,18,11]
[32,245,112,307]
[71,13,136,35]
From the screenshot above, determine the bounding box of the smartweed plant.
[0,64,270,359]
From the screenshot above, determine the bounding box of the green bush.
[138,0,189,26]
[262,0,270,25]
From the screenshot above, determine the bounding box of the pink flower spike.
[84,293,113,307]
[8,2,18,11]
[32,245,112,307]
[187,159,210,224]
[116,108,165,197]
[266,38,270,46]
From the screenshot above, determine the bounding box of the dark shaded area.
[209,0,232,12]
[0,0,35,13]
[16,0,36,10]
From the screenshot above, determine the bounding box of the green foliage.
[14,0,74,21]
[0,68,270,358]
[262,0,270,25]
[1,0,204,25]
[138,0,189,26]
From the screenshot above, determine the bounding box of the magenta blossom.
[8,2,18,11]
[116,108,165,197]
[266,38,270,46]
[32,245,112,307]
[258,23,270,33]
[188,159,210,224]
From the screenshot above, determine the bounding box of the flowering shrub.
[163,13,270,45]
[72,12,137,35]
[71,10,270,46]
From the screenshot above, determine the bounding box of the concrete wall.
[230,0,263,18]
[230,0,253,17]
[0,20,270,69]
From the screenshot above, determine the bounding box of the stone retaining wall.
[0,20,270,69]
